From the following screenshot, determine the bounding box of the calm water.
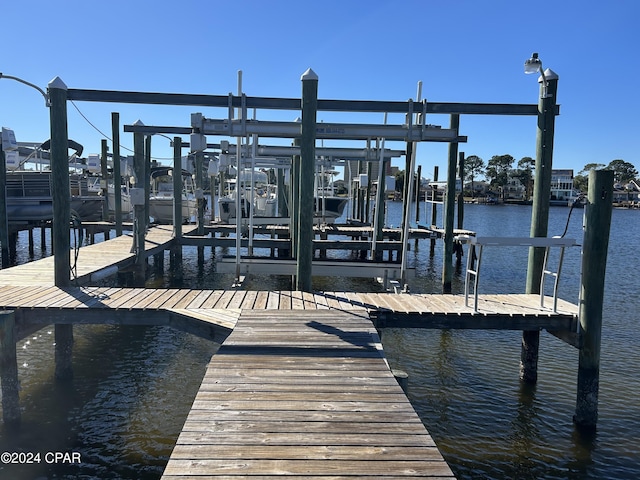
[1,201,638,479]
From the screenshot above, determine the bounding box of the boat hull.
[149,195,197,224]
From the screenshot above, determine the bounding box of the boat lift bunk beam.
[121,124,407,161]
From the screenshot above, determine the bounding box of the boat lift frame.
[64,83,553,287]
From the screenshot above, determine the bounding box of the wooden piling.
[296,69,318,292]
[195,151,205,235]
[456,152,465,267]
[173,138,183,238]
[0,310,20,425]
[48,77,70,288]
[521,70,559,384]
[430,165,439,256]
[574,169,613,429]
[144,135,152,229]
[457,152,465,230]
[291,138,300,260]
[101,139,109,220]
[111,112,123,236]
[0,148,9,268]
[442,114,459,293]
[133,124,146,284]
[48,78,75,380]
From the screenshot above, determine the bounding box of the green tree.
[486,154,515,200]
[512,156,535,201]
[606,159,638,184]
[463,155,485,198]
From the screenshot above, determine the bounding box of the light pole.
[521,52,559,384]
[0,73,50,106]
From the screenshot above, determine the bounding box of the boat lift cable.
[69,100,174,162]
[69,210,83,283]
[560,193,586,238]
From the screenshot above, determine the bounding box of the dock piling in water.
[521,68,559,384]
[0,148,9,268]
[111,112,123,236]
[0,310,20,425]
[442,114,460,293]
[574,169,613,429]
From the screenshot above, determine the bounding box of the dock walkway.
[0,224,179,286]
[162,309,456,478]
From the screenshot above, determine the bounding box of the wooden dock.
[2,285,578,342]
[0,224,179,286]
[162,309,455,478]
[0,226,580,478]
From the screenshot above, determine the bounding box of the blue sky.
[2,0,638,179]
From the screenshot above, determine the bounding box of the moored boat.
[148,166,197,223]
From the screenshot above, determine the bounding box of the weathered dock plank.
[0,225,184,286]
[162,310,456,479]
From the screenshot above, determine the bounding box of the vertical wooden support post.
[144,135,151,228]
[372,152,387,262]
[101,139,109,221]
[171,138,183,282]
[195,151,205,266]
[49,77,74,381]
[456,152,465,266]
[521,70,559,384]
[400,138,415,285]
[0,311,20,425]
[28,228,34,256]
[173,138,183,239]
[442,114,459,293]
[365,161,372,224]
[133,123,146,284]
[414,164,421,248]
[291,138,300,260]
[296,68,318,292]
[430,165,439,256]
[48,77,70,288]
[574,169,613,429]
[457,152,465,230]
[0,148,9,268]
[40,225,46,251]
[111,112,123,236]
[416,164,422,218]
[277,168,287,217]
[195,151,205,235]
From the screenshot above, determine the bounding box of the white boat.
[218,170,277,222]
[217,169,347,224]
[106,182,133,217]
[148,166,197,223]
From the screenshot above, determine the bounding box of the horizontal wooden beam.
[373,311,577,331]
[15,308,232,342]
[68,88,558,116]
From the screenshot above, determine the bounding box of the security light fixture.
[524,52,549,98]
